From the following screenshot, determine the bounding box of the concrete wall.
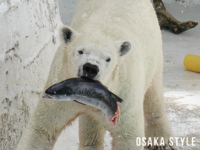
[58,0,77,25]
[0,0,62,149]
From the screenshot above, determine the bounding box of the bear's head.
[60,26,131,82]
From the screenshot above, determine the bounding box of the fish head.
[59,26,132,82]
[43,81,74,100]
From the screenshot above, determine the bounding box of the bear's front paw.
[78,145,103,150]
[144,137,177,150]
[146,144,177,150]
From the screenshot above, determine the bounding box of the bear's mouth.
[78,68,81,78]
[42,94,53,100]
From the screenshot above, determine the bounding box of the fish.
[42,77,123,126]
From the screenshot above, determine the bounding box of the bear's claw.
[146,144,177,150]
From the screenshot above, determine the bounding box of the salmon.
[43,77,123,126]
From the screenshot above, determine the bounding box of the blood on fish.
[109,103,120,126]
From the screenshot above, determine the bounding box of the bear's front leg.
[78,114,105,150]
[110,102,144,150]
[17,100,86,150]
[144,73,176,150]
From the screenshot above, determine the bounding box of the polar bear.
[17,0,175,150]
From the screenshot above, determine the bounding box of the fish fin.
[111,93,123,103]
[74,100,86,105]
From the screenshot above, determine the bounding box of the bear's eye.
[106,58,111,62]
[78,50,84,55]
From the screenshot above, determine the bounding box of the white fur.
[17,0,175,150]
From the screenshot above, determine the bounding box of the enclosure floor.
[54,3,200,150]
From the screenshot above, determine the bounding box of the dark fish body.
[43,77,122,125]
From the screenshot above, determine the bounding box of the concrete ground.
[54,3,200,150]
[162,3,200,150]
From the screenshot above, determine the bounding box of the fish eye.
[106,58,111,62]
[78,50,84,55]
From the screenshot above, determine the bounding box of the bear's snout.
[82,63,99,79]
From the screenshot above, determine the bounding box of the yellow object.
[183,54,200,73]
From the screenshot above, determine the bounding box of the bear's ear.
[119,41,131,56]
[60,26,77,44]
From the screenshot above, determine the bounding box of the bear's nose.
[83,63,99,79]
